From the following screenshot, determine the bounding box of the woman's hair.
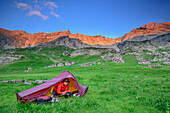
[62,78,70,82]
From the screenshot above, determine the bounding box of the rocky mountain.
[117,32,170,52]
[37,36,91,49]
[0,22,170,50]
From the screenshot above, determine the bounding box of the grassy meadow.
[0,46,169,113]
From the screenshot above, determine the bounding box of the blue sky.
[0,0,170,39]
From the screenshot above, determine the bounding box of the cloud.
[27,11,49,20]
[16,2,32,10]
[50,12,60,18]
[45,1,58,9]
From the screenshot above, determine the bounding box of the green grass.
[0,47,170,113]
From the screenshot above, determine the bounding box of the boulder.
[163,62,170,66]
[65,61,76,66]
[62,51,70,56]
[103,56,112,61]
[112,54,125,63]
[34,80,44,84]
[97,62,101,65]
[80,62,93,67]
[10,80,22,83]
[138,61,151,65]
[152,57,169,62]
[71,48,114,57]
[162,52,168,56]
[153,63,161,66]
[2,80,8,83]
[24,81,31,85]
[57,63,64,67]
[47,64,56,68]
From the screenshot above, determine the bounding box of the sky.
[0,0,170,39]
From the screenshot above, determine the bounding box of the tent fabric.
[16,71,88,103]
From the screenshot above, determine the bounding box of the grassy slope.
[0,46,169,113]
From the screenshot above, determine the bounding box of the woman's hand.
[62,92,66,95]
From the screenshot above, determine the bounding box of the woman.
[51,78,70,102]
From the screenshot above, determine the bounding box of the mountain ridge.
[0,22,170,50]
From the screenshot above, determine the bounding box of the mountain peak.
[0,22,170,50]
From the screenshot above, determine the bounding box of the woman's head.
[63,78,70,85]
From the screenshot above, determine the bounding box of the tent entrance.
[45,78,78,96]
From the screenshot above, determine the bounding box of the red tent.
[16,71,88,103]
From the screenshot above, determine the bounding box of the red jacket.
[53,82,69,94]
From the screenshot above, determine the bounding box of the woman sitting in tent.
[51,78,70,102]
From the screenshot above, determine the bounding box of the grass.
[0,46,170,113]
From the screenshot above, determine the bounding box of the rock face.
[0,54,24,65]
[70,48,115,57]
[118,22,170,42]
[0,22,170,50]
[117,32,170,52]
[38,36,91,49]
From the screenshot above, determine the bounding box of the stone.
[10,80,22,83]
[80,62,92,67]
[57,63,64,67]
[65,61,75,66]
[103,56,112,61]
[62,51,70,56]
[71,49,114,57]
[167,54,170,58]
[97,62,101,65]
[162,52,168,56]
[65,62,71,66]
[152,57,169,62]
[34,80,44,84]
[138,61,151,65]
[47,64,56,68]
[163,62,170,66]
[2,80,8,83]
[112,54,125,63]
[43,80,49,83]
[24,81,31,85]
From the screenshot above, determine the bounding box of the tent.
[16,71,88,103]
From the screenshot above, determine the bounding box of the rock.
[145,52,152,55]
[167,54,170,58]
[112,54,125,63]
[43,80,49,83]
[97,62,101,65]
[138,61,151,65]
[2,80,8,83]
[65,61,75,66]
[71,49,114,57]
[103,56,112,61]
[128,52,141,55]
[24,81,31,85]
[155,53,162,57]
[62,51,70,56]
[152,57,169,62]
[80,62,93,67]
[162,52,168,56]
[57,63,64,67]
[0,54,24,65]
[24,68,32,72]
[163,62,170,66]
[148,65,152,68]
[153,63,161,66]
[48,64,56,68]
[10,80,22,83]
[34,80,44,84]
